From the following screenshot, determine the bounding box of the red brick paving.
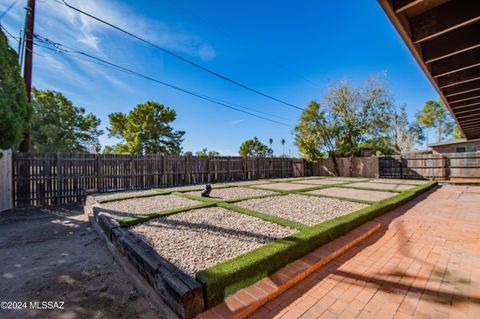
[245,185,480,318]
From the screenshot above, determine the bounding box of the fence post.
[95,154,100,192]
[441,155,446,180]
[256,157,260,180]
[207,157,211,183]
[56,153,61,205]
[281,157,284,178]
[376,157,381,178]
[399,155,403,179]
[184,156,188,185]
[227,157,231,181]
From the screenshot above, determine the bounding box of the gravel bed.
[100,195,200,219]
[185,187,275,200]
[162,181,267,192]
[307,187,396,202]
[253,182,316,191]
[214,180,268,187]
[348,182,415,191]
[270,177,312,182]
[292,179,350,185]
[95,189,160,202]
[236,194,368,226]
[322,177,368,181]
[130,207,295,275]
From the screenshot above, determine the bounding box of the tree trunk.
[349,154,354,177]
[329,152,340,176]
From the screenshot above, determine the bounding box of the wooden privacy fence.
[379,152,480,179]
[312,157,380,178]
[12,152,295,208]
[0,150,13,212]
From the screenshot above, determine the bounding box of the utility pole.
[19,0,36,152]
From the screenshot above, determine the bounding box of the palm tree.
[281,138,286,156]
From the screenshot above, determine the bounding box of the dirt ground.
[0,205,160,319]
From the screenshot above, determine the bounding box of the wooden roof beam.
[410,0,480,44]
[447,91,480,104]
[438,66,480,88]
[450,97,480,109]
[377,0,470,139]
[422,23,480,64]
[453,106,480,116]
[458,118,480,125]
[431,47,480,78]
[443,79,480,97]
[393,0,423,13]
[461,123,480,129]
[456,112,480,120]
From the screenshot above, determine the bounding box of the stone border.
[85,197,205,319]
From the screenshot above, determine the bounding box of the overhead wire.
[166,0,321,90]
[28,31,295,128]
[53,0,304,111]
[0,0,21,21]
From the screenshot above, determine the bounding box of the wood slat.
[438,65,480,88]
[430,47,480,78]
[410,0,480,43]
[12,153,295,208]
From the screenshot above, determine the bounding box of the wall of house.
[431,140,480,154]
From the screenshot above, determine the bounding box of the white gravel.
[292,179,349,185]
[95,190,160,202]
[253,183,316,191]
[349,182,415,191]
[185,187,275,200]
[100,195,200,219]
[369,179,427,185]
[161,181,267,192]
[236,194,368,226]
[130,207,295,275]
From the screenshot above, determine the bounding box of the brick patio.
[245,185,480,319]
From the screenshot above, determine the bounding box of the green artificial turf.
[218,202,308,231]
[196,181,437,307]
[96,189,172,204]
[335,184,403,193]
[117,202,216,227]
[289,190,376,205]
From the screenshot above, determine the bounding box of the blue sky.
[0,0,440,155]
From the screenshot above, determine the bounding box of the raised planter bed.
[85,179,437,318]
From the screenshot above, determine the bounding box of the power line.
[3,23,293,125]
[29,31,294,128]
[0,0,20,20]
[166,0,321,89]
[54,0,304,111]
